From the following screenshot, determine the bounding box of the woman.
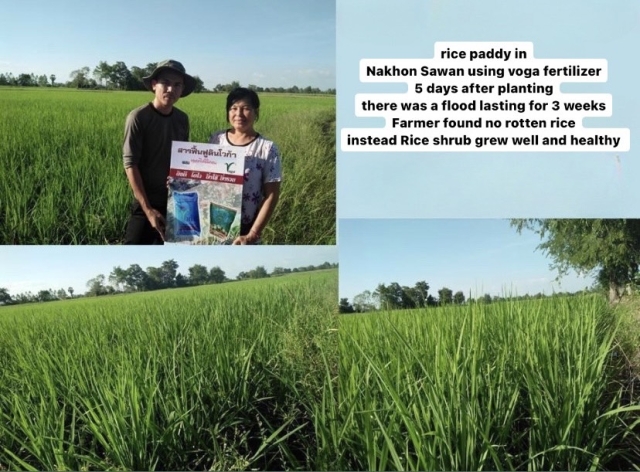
[208,88,282,245]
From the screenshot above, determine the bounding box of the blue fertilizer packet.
[209,203,237,239]
[173,191,201,236]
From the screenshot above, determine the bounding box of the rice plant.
[338,295,640,470]
[0,89,335,245]
[0,270,338,470]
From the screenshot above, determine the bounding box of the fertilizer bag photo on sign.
[166,142,245,244]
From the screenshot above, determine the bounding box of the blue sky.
[0,0,335,90]
[337,0,639,218]
[339,219,594,302]
[0,246,337,297]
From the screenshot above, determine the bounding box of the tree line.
[340,219,640,313]
[0,60,336,94]
[0,261,337,306]
[339,279,594,314]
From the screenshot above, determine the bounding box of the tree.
[374,282,405,310]
[93,64,104,86]
[438,287,453,306]
[373,283,390,310]
[129,66,147,90]
[209,266,226,284]
[511,219,640,303]
[3,73,16,86]
[15,292,35,304]
[192,75,206,93]
[453,290,466,305]
[86,274,107,296]
[37,290,55,302]
[124,264,148,291]
[353,290,376,312]
[50,74,56,86]
[0,287,12,305]
[109,266,128,292]
[399,285,417,309]
[108,61,132,90]
[93,61,112,87]
[175,273,189,288]
[160,259,179,288]
[188,264,209,286]
[37,74,49,87]
[249,266,269,279]
[17,73,34,86]
[146,266,165,290]
[69,67,90,88]
[339,298,355,313]
[68,287,74,298]
[412,281,430,308]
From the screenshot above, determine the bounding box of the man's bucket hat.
[143,59,196,97]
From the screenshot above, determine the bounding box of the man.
[122,59,196,244]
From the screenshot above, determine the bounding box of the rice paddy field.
[338,295,640,471]
[0,88,335,245]
[0,270,338,470]
[5,263,640,471]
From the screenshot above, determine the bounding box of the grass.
[338,295,640,470]
[0,269,338,470]
[609,294,640,406]
[0,88,335,244]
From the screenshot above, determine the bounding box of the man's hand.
[145,208,166,241]
[125,165,166,241]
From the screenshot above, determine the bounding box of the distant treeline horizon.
[0,60,335,94]
[340,279,599,313]
[0,261,338,306]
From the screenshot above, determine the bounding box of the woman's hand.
[233,183,280,245]
[232,230,260,245]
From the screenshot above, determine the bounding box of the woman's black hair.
[226,87,260,122]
